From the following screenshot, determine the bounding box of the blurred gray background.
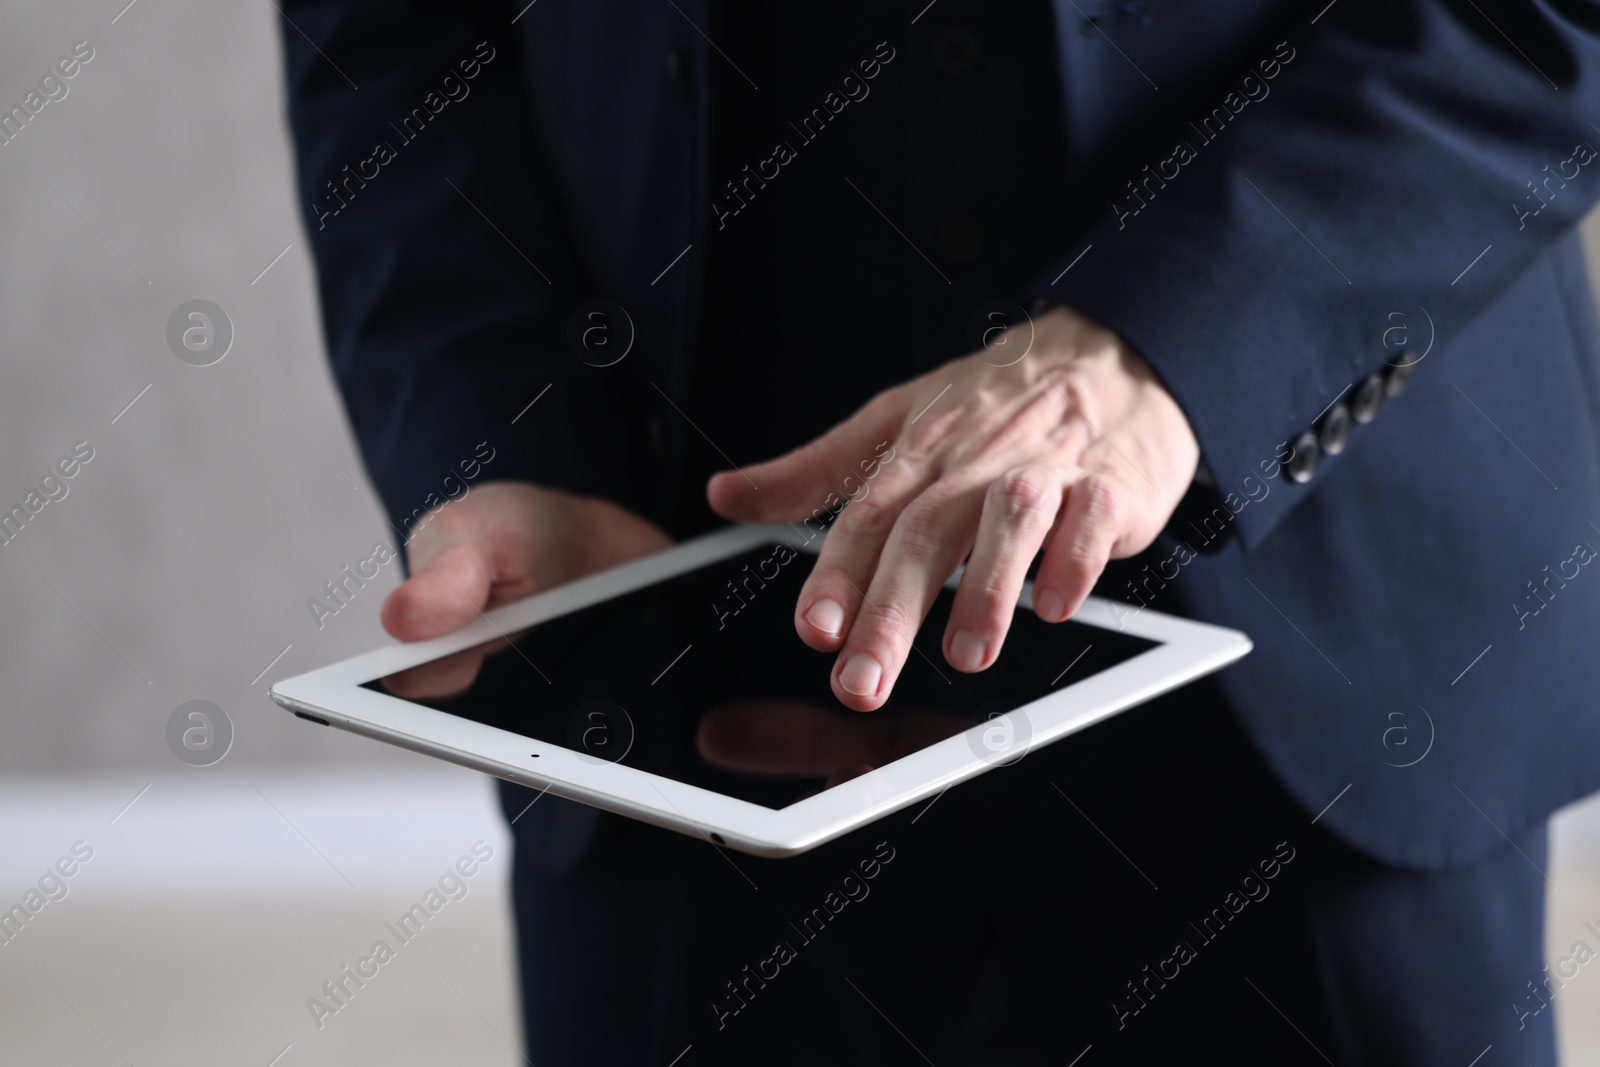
[0,1,1596,1063]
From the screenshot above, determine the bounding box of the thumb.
[707,387,907,523]
[380,538,493,642]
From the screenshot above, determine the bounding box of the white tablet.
[271,523,1249,857]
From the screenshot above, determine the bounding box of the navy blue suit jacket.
[281,0,1600,870]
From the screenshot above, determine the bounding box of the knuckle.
[1113,512,1163,560]
[966,583,1017,630]
[1075,473,1127,531]
[1062,551,1104,589]
[863,595,920,645]
[793,434,830,468]
[959,557,1021,615]
[977,565,1021,607]
[1051,371,1091,416]
[894,498,948,561]
[1065,527,1109,574]
[988,466,1056,525]
[867,384,906,420]
[835,494,898,542]
[1065,540,1102,572]
[1059,535,1110,593]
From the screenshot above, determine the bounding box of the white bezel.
[271,523,1250,857]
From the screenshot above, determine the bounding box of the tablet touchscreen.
[363,541,1159,809]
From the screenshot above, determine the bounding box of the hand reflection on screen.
[696,699,970,791]
[378,633,522,700]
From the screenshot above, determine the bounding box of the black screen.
[365,543,1159,809]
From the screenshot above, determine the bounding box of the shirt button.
[929,25,981,75]
[1351,372,1385,424]
[1287,430,1321,484]
[666,48,691,104]
[937,213,985,262]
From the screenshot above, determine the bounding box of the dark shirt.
[677,0,1073,536]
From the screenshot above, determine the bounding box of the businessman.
[281,1,1600,1062]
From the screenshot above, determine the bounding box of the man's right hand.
[379,481,672,698]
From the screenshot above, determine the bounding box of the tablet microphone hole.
[710,833,726,846]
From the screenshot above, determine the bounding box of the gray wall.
[0,0,403,772]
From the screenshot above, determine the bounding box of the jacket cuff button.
[1287,430,1321,483]
[1351,372,1385,424]
[1318,400,1351,456]
[1384,355,1422,397]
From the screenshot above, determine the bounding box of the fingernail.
[839,653,882,697]
[949,630,986,671]
[1035,589,1066,622]
[805,598,846,636]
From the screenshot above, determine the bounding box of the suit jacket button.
[1351,372,1385,424]
[1318,400,1351,456]
[937,213,984,262]
[929,25,981,75]
[1385,355,1422,396]
[1287,430,1320,483]
[666,48,691,104]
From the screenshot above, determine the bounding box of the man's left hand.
[707,306,1199,712]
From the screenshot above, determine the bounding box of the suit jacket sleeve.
[1029,0,1600,551]
[279,0,648,547]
